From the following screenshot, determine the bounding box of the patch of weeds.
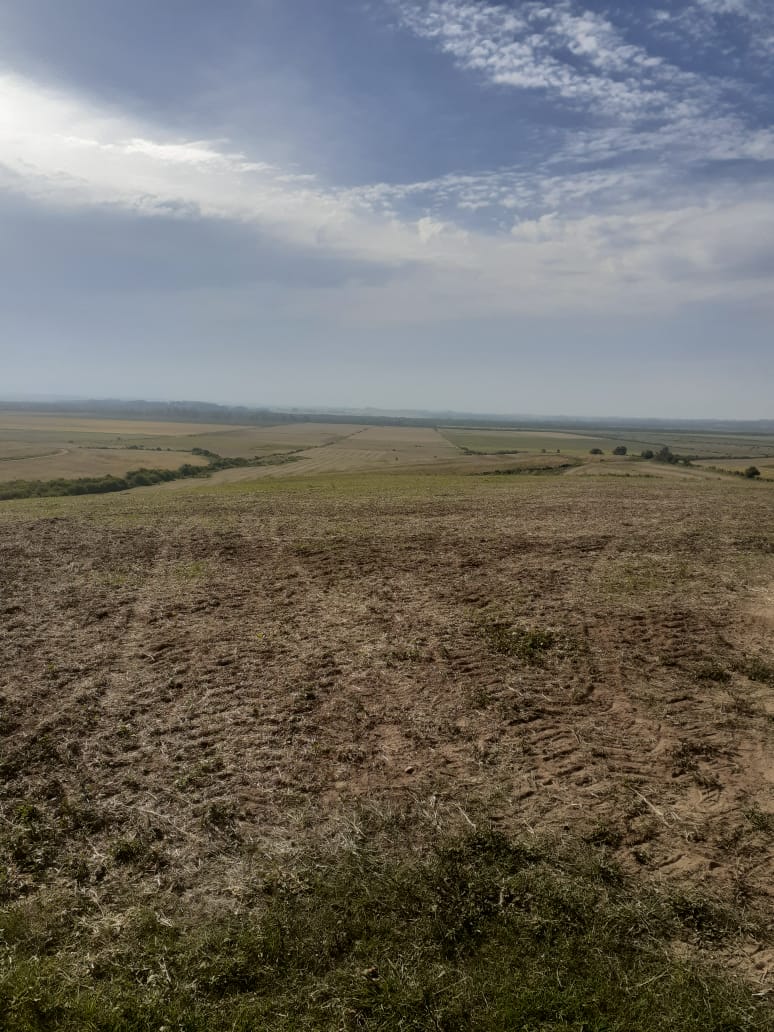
[96,568,140,589]
[726,692,757,717]
[737,656,774,685]
[390,645,423,662]
[0,696,19,738]
[670,892,745,945]
[1,827,771,1031]
[112,838,146,865]
[470,686,492,709]
[175,756,225,791]
[583,823,624,850]
[695,660,731,684]
[670,739,722,777]
[204,801,241,841]
[742,806,773,836]
[601,562,665,594]
[482,621,556,664]
[112,829,167,871]
[172,559,209,580]
[0,800,97,878]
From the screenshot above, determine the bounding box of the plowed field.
[2,472,772,996]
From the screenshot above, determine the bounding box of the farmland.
[439,427,639,454]
[0,447,210,482]
[695,457,774,480]
[4,411,774,492]
[0,411,368,483]
[1,417,773,1029]
[440,425,774,459]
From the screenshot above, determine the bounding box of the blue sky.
[1,0,772,417]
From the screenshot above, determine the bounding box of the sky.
[1,0,773,418]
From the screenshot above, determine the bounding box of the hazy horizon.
[2,1,773,419]
[4,391,774,428]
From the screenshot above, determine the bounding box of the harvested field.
[2,474,773,937]
[0,413,257,457]
[0,412,240,437]
[0,447,209,482]
[94,422,369,457]
[625,432,774,459]
[440,426,774,460]
[696,457,774,479]
[1,468,773,1027]
[0,414,368,488]
[194,425,464,481]
[0,412,363,454]
[440,427,628,454]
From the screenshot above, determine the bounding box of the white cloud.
[0,71,361,244]
[393,0,709,118]
[1,65,773,327]
[649,0,774,57]
[695,0,761,16]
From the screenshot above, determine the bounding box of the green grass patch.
[1,828,768,1031]
[482,622,558,664]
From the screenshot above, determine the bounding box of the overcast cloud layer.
[1,0,772,417]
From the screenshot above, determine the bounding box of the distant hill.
[0,396,772,434]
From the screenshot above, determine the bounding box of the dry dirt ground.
[1,472,772,985]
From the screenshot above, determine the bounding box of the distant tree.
[612,445,628,456]
[589,448,604,455]
[744,466,761,479]
[640,449,654,459]
[655,446,680,464]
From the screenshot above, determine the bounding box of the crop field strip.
[696,457,774,480]
[439,425,774,459]
[0,447,211,482]
[0,413,244,436]
[439,427,645,454]
[0,411,365,449]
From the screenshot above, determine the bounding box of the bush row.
[0,452,300,501]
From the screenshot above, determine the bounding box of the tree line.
[0,451,300,501]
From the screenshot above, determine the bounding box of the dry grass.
[99,422,369,457]
[186,426,463,481]
[0,415,368,483]
[0,411,239,436]
[440,427,637,454]
[695,458,774,479]
[0,448,209,482]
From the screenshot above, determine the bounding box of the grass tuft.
[482,622,557,664]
